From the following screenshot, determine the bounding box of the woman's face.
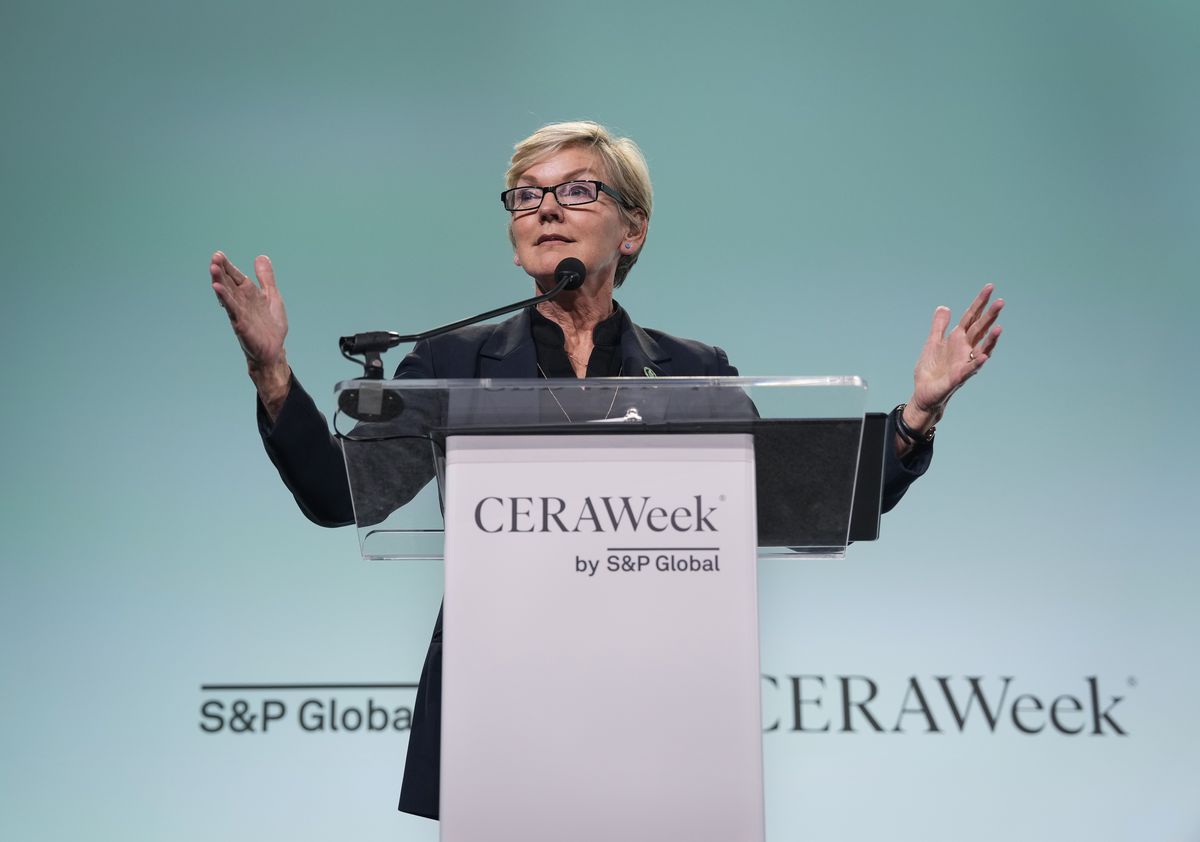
[509,146,645,290]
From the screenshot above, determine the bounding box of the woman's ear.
[625,209,649,251]
[513,253,522,267]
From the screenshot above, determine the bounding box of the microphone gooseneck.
[339,256,589,370]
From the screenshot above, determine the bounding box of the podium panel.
[440,434,762,842]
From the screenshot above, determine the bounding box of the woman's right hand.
[210,251,292,419]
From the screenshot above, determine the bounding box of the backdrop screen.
[2,1,1196,840]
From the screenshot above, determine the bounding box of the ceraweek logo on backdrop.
[762,674,1133,735]
[198,674,1133,736]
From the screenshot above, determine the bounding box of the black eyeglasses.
[501,180,631,212]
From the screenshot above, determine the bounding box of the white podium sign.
[441,433,763,842]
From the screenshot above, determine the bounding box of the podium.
[334,376,879,841]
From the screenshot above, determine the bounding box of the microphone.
[552,256,586,291]
[339,257,587,356]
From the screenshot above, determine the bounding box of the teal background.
[2,1,1197,840]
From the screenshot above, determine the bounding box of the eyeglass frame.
[500,180,633,212]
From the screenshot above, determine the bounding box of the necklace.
[566,349,589,370]
[536,362,624,423]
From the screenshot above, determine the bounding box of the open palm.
[210,251,288,369]
[911,284,1003,415]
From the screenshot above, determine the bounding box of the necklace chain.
[536,362,623,423]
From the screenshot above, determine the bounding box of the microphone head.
[555,257,586,291]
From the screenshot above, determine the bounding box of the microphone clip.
[339,331,401,378]
[360,350,385,380]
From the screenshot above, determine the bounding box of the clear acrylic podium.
[334,376,879,560]
[333,376,878,841]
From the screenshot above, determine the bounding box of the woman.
[209,120,1003,819]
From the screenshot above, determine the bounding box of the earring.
[624,242,632,250]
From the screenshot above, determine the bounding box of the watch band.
[894,403,935,445]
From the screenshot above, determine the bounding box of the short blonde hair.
[506,120,652,288]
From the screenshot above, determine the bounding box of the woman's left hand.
[899,284,1004,447]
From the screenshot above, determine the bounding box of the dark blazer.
[258,308,930,820]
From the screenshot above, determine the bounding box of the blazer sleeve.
[258,373,356,527]
[257,340,439,528]
[880,411,932,513]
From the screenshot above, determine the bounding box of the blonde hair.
[506,121,652,287]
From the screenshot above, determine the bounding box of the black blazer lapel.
[622,321,672,377]
[614,321,674,423]
[478,310,537,378]
[447,311,538,427]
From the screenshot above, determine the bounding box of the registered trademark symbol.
[1127,676,1137,688]
[719,495,726,502]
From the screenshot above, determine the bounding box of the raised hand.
[210,251,291,418]
[898,284,1004,450]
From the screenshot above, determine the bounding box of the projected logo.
[197,674,1134,736]
[761,674,1133,735]
[199,682,419,734]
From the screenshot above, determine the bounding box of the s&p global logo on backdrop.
[761,674,1133,736]
[198,682,418,735]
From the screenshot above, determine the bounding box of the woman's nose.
[538,190,565,220]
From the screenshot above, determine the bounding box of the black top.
[529,301,628,378]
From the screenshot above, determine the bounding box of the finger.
[967,298,1004,346]
[212,282,237,322]
[958,283,994,330]
[928,305,952,342]
[217,253,250,287]
[254,255,277,292]
[979,325,1002,357]
[209,250,233,283]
